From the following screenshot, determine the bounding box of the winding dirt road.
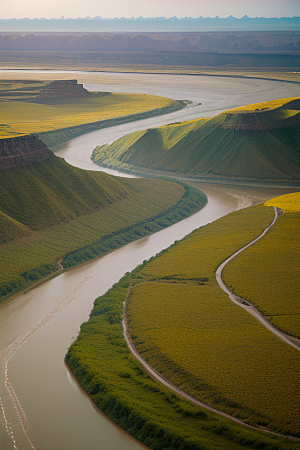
[122,289,299,441]
[216,206,300,351]
[122,206,300,441]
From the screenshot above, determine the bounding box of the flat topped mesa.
[35,79,91,101]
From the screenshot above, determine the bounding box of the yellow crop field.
[127,204,300,435]
[223,193,300,338]
[138,205,274,281]
[264,192,300,212]
[0,93,173,138]
[228,97,298,112]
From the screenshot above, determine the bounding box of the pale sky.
[1,0,300,20]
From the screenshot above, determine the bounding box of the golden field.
[264,192,300,212]
[0,93,173,138]
[127,203,300,435]
[228,97,299,112]
[223,192,300,337]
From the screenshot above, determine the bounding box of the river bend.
[0,70,299,450]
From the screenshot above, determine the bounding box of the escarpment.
[34,79,90,101]
[0,135,51,170]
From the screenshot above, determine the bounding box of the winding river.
[1,70,300,450]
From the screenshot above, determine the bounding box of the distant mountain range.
[1,31,300,54]
[1,16,300,32]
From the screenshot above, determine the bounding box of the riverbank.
[91,96,300,187]
[3,69,300,450]
[39,100,185,148]
[65,200,300,449]
[4,182,296,450]
[122,202,300,439]
[66,253,299,450]
[0,177,206,303]
[1,64,299,84]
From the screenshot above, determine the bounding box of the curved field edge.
[126,205,300,436]
[65,269,299,450]
[38,100,185,148]
[222,193,300,338]
[0,181,206,303]
[0,85,184,140]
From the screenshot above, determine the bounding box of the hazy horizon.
[1,0,300,20]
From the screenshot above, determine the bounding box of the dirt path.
[216,206,300,351]
[122,286,300,441]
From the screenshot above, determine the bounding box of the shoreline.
[1,66,300,85]
[0,181,207,304]
[3,68,300,450]
[92,160,300,189]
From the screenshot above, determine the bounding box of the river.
[0,70,299,450]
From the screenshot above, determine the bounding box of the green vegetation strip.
[62,181,205,268]
[66,257,299,450]
[0,163,206,302]
[39,100,185,148]
[126,205,300,437]
[0,79,184,143]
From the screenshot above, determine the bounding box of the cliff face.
[222,113,269,131]
[0,135,51,170]
[35,79,90,101]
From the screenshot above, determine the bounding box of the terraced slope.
[126,203,300,436]
[0,152,206,301]
[92,97,300,184]
[223,192,300,338]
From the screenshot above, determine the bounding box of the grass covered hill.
[66,196,300,450]
[0,145,207,301]
[92,97,300,184]
[0,151,129,236]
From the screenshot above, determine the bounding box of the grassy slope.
[92,97,300,183]
[223,192,300,338]
[0,154,207,300]
[0,153,130,232]
[0,79,47,101]
[66,209,299,450]
[127,204,300,436]
[0,92,174,138]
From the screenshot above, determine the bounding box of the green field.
[0,79,48,101]
[0,153,207,301]
[125,203,300,436]
[66,204,300,450]
[92,97,300,184]
[0,89,175,138]
[223,192,300,338]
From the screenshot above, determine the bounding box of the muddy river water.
[0,70,299,450]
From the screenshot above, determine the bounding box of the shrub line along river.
[0,70,300,450]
